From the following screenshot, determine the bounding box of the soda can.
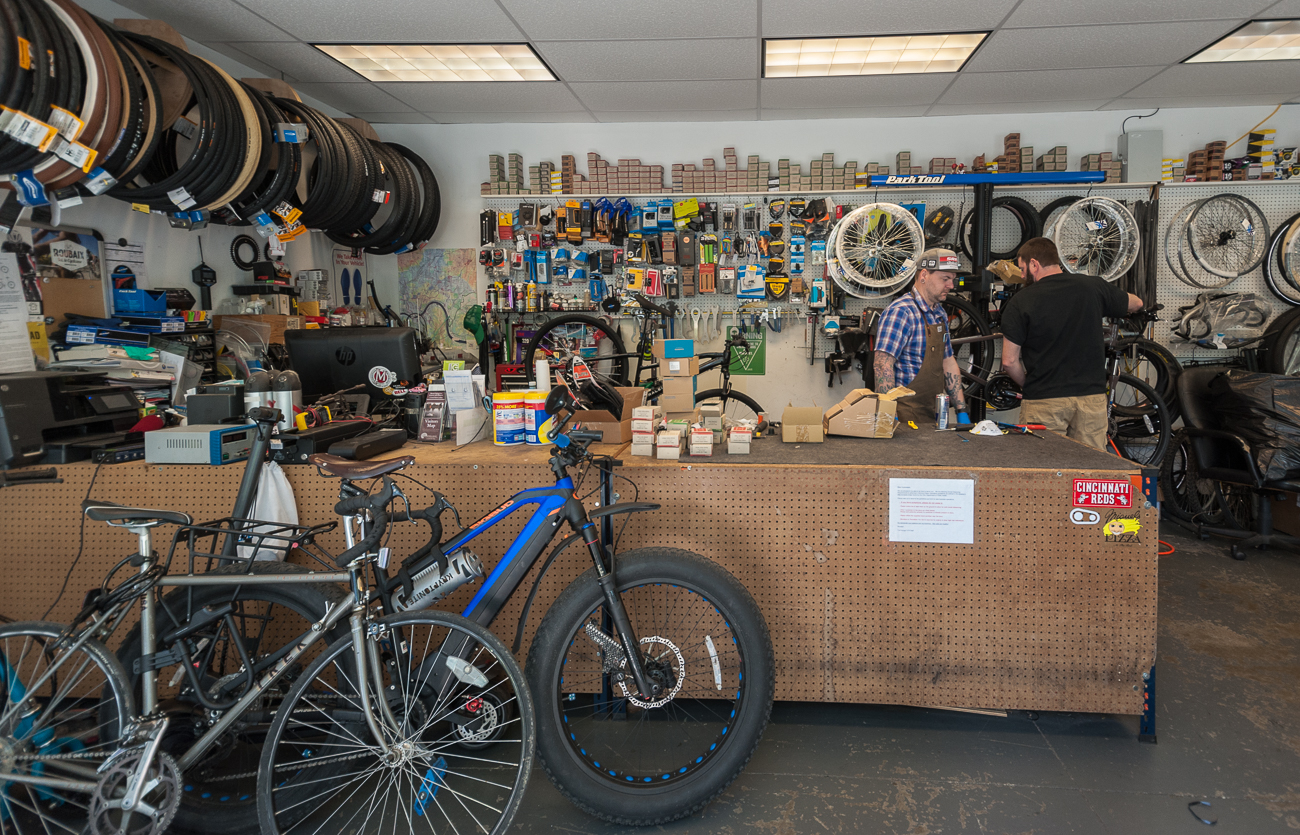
[935,393,950,429]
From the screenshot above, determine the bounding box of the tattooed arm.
[942,355,966,411]
[873,351,896,391]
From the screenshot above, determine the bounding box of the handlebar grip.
[570,429,604,443]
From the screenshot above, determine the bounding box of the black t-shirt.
[1000,272,1129,400]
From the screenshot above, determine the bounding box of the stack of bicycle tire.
[0,4,439,253]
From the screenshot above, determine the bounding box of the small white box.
[699,403,723,430]
[632,405,662,421]
[631,442,655,457]
[689,428,713,457]
[727,440,750,454]
[656,430,683,460]
[631,418,659,433]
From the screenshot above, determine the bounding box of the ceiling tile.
[1124,62,1300,96]
[536,39,757,82]
[595,109,759,122]
[233,0,523,42]
[927,100,1109,116]
[939,67,1161,103]
[501,0,757,40]
[1006,0,1269,26]
[1263,0,1300,15]
[375,82,585,113]
[761,0,1017,36]
[1101,94,1295,109]
[431,111,596,123]
[103,0,295,42]
[225,43,365,83]
[288,82,413,113]
[196,42,291,80]
[348,112,438,124]
[760,106,930,119]
[571,80,756,110]
[761,75,954,109]
[965,22,1241,71]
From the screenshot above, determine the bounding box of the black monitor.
[283,327,423,403]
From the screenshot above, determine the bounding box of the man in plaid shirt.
[873,248,971,425]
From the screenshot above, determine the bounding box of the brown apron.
[895,296,947,425]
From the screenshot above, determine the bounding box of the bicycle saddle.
[82,499,192,527]
[309,453,415,479]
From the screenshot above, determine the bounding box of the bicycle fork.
[568,506,660,701]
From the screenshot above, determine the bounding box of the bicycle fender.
[588,503,660,521]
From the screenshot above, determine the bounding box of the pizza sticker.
[1073,479,1132,509]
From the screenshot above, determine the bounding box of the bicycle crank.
[89,749,181,835]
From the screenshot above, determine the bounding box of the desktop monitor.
[283,327,422,403]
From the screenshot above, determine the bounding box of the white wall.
[370,105,1299,411]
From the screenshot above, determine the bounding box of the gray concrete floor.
[511,526,1300,834]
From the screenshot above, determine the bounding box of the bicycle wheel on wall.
[524,314,631,387]
[831,203,925,295]
[1047,196,1140,281]
[257,610,534,835]
[526,548,775,826]
[1187,194,1269,279]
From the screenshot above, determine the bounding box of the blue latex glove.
[956,411,972,425]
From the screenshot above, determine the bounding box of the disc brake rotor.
[616,636,685,709]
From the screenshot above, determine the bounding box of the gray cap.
[918,247,961,272]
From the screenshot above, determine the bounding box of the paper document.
[0,253,36,374]
[888,478,975,544]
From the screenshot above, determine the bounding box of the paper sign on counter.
[888,478,975,544]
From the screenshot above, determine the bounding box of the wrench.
[691,308,702,339]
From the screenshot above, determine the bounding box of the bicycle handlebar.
[332,479,396,567]
[631,292,675,318]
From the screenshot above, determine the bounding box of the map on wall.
[398,247,477,348]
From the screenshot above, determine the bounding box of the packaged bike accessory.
[768,198,785,219]
[788,197,807,218]
[678,231,697,266]
[662,231,678,264]
[768,221,784,240]
[481,209,496,245]
[742,202,758,232]
[718,266,737,295]
[519,203,537,229]
[699,263,717,293]
[722,205,737,232]
[681,266,696,297]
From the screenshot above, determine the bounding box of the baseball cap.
[918,248,961,272]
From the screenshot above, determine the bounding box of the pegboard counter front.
[622,430,1157,716]
[0,431,1155,717]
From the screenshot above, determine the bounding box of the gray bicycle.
[0,460,533,835]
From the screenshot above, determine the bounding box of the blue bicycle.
[276,385,776,827]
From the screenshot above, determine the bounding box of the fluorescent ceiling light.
[1186,20,1300,62]
[763,33,986,77]
[314,43,555,81]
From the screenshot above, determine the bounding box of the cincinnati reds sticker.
[1073,479,1132,509]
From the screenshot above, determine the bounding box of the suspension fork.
[565,497,660,701]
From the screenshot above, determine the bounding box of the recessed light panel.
[763,33,986,77]
[314,43,555,81]
[1186,20,1300,63]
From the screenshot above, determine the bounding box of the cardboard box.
[631,417,660,433]
[662,356,700,377]
[656,430,684,460]
[689,427,714,456]
[631,440,655,457]
[727,426,752,454]
[699,403,723,430]
[571,386,644,444]
[659,376,696,412]
[652,338,694,359]
[822,386,914,439]
[781,403,825,443]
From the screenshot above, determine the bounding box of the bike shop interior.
[1,0,1299,833]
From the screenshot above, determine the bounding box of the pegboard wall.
[0,455,1156,714]
[484,181,1300,365]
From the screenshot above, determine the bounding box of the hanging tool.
[691,308,702,338]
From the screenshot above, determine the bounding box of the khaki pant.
[1020,393,1109,450]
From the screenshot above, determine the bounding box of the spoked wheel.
[0,622,134,835]
[1163,430,1227,525]
[1187,194,1269,279]
[527,549,775,826]
[695,388,764,426]
[257,611,534,835]
[1108,373,1171,467]
[829,203,925,297]
[1166,200,1236,289]
[1113,337,1182,424]
[1047,196,1140,280]
[524,314,631,387]
[115,564,349,835]
[942,295,993,399]
[1263,212,1300,305]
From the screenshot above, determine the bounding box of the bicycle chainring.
[89,749,181,835]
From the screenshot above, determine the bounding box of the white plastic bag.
[238,460,298,562]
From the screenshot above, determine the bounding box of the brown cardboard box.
[781,403,825,443]
[571,386,644,443]
[822,386,914,438]
[662,356,700,376]
[659,376,696,413]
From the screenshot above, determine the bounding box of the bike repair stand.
[967,182,994,423]
[593,454,627,720]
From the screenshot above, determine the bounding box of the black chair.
[1177,366,1300,559]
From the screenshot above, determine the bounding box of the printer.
[0,372,143,467]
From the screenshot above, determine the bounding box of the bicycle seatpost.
[224,408,281,556]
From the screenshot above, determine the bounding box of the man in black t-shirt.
[999,238,1143,449]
